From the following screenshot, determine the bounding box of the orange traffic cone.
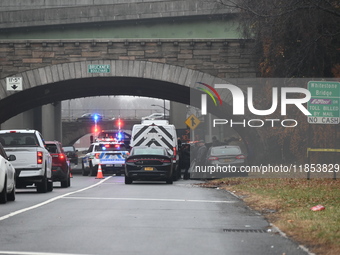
[69,166,73,178]
[96,164,104,179]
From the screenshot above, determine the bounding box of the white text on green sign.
[88,64,111,73]
[307,81,340,124]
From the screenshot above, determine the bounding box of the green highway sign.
[88,64,111,73]
[307,81,340,124]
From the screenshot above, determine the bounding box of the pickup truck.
[0,129,53,193]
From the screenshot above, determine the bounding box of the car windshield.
[0,133,38,147]
[210,146,241,156]
[63,146,75,152]
[94,144,127,151]
[132,147,166,156]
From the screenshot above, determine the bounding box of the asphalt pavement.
[0,170,309,255]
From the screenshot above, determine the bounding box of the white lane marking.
[0,177,111,222]
[0,251,90,255]
[63,196,237,203]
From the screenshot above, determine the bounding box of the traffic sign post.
[307,81,340,124]
[307,81,339,180]
[185,114,200,130]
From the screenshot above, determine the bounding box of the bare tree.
[217,0,340,77]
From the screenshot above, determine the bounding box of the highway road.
[0,172,308,255]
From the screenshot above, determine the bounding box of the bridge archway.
[0,60,266,163]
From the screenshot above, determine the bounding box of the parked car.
[141,113,169,120]
[63,145,78,165]
[125,146,173,184]
[45,141,71,188]
[0,142,16,204]
[205,145,247,177]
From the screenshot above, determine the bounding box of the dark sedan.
[125,146,173,184]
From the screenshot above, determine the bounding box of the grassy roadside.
[200,178,340,255]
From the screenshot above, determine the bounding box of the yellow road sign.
[185,114,201,130]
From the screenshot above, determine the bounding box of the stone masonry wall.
[0,39,257,80]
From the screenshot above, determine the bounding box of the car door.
[0,145,15,192]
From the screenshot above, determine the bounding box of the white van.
[130,121,180,180]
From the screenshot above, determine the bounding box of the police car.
[81,140,129,176]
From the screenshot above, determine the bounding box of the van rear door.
[131,125,176,153]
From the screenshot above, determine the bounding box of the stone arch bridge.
[0,39,270,163]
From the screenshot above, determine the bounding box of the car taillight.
[59,154,65,160]
[236,155,246,159]
[172,147,177,159]
[37,151,43,164]
[208,156,219,161]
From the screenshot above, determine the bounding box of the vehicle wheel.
[89,163,97,176]
[47,179,53,192]
[125,176,133,184]
[61,175,69,188]
[7,183,15,201]
[171,164,179,181]
[36,174,48,193]
[82,162,89,176]
[81,161,86,176]
[67,173,71,187]
[0,178,8,204]
[166,179,173,184]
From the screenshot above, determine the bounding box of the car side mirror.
[8,155,16,161]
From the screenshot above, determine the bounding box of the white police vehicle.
[81,140,129,176]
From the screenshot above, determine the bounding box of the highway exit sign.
[307,81,340,124]
[88,64,110,73]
